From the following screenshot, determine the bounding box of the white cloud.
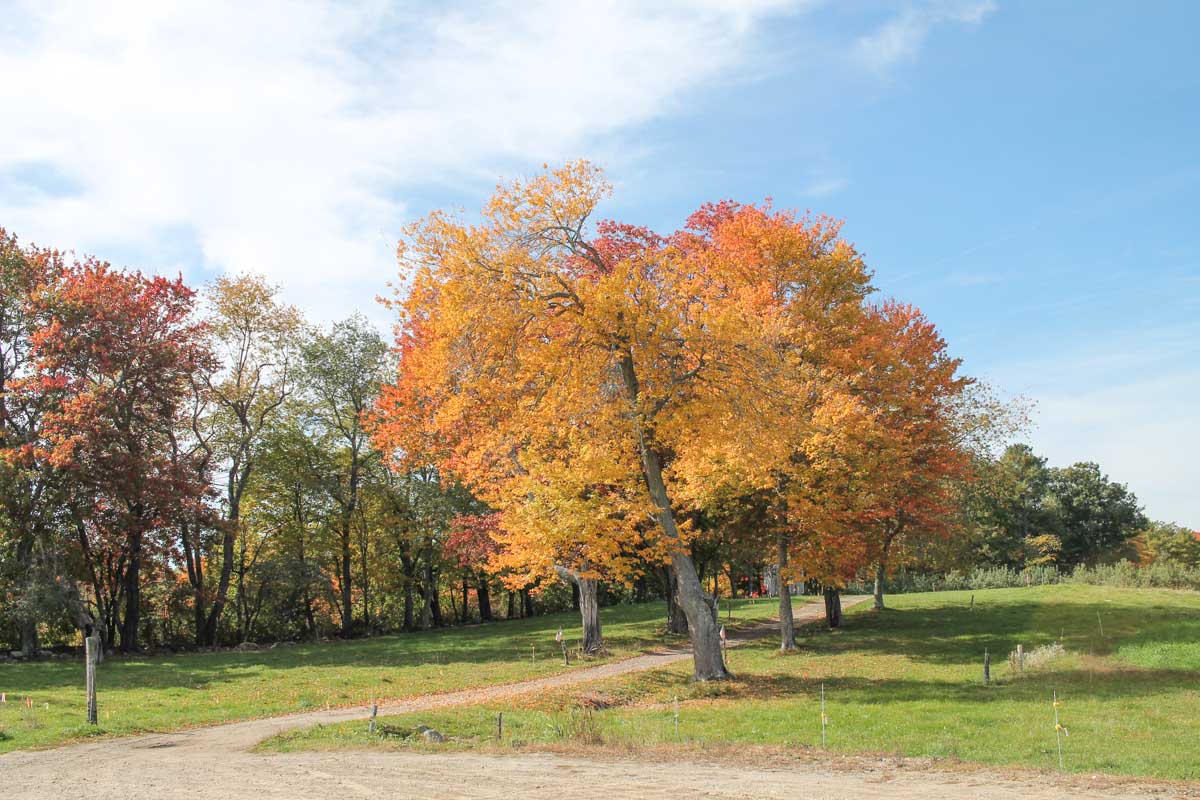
[800,175,849,198]
[0,0,801,322]
[855,1,996,73]
[1034,380,1199,531]
[983,323,1200,529]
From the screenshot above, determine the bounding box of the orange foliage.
[370,160,971,603]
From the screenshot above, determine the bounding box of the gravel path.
[3,596,1188,799]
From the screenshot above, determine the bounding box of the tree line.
[2,164,1193,664]
[0,230,535,655]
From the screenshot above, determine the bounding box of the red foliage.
[30,261,212,506]
[444,513,502,569]
[19,259,215,648]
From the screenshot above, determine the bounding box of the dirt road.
[3,597,1189,799]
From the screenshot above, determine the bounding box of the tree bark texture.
[554,565,604,653]
[619,351,727,680]
[777,533,795,651]
[873,531,897,611]
[477,574,492,621]
[824,587,843,629]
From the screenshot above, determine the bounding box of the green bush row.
[853,560,1200,594]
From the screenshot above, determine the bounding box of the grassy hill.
[267,585,1200,780]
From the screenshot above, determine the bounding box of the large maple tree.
[373,162,874,679]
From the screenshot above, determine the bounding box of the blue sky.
[1,1,1196,526]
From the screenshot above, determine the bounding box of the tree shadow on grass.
[612,663,1198,709]
[0,602,682,694]
[789,589,1200,669]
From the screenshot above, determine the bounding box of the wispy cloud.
[800,175,849,198]
[0,0,802,321]
[0,0,988,324]
[855,1,996,73]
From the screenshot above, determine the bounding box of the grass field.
[0,596,789,753]
[265,585,1200,780]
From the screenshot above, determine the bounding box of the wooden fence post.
[820,683,827,748]
[983,649,990,685]
[85,634,98,725]
[1053,690,1066,770]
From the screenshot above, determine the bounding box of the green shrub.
[854,560,1200,595]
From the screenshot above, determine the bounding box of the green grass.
[0,596,788,752]
[265,585,1200,781]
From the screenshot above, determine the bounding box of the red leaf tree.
[27,261,214,651]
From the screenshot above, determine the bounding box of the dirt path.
[3,596,1189,799]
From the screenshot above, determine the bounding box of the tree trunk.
[14,537,39,656]
[420,557,435,630]
[202,515,237,647]
[447,580,460,622]
[420,538,444,627]
[120,528,142,652]
[430,570,444,626]
[874,532,896,611]
[192,578,207,646]
[669,547,727,679]
[571,581,580,612]
[339,514,354,637]
[777,533,795,652]
[521,587,533,618]
[302,589,316,640]
[20,618,39,658]
[299,521,316,641]
[360,529,372,634]
[178,518,208,647]
[399,550,416,630]
[620,351,727,680]
[461,577,469,623]
[554,566,604,654]
[824,587,842,629]
[577,577,603,653]
[506,590,516,619]
[402,579,414,630]
[96,581,117,653]
[234,530,251,643]
[665,565,689,635]
[872,563,886,611]
[477,574,492,621]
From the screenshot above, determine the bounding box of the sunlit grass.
[0,596,787,752]
[266,585,1200,780]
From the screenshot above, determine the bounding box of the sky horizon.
[2,1,1196,527]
